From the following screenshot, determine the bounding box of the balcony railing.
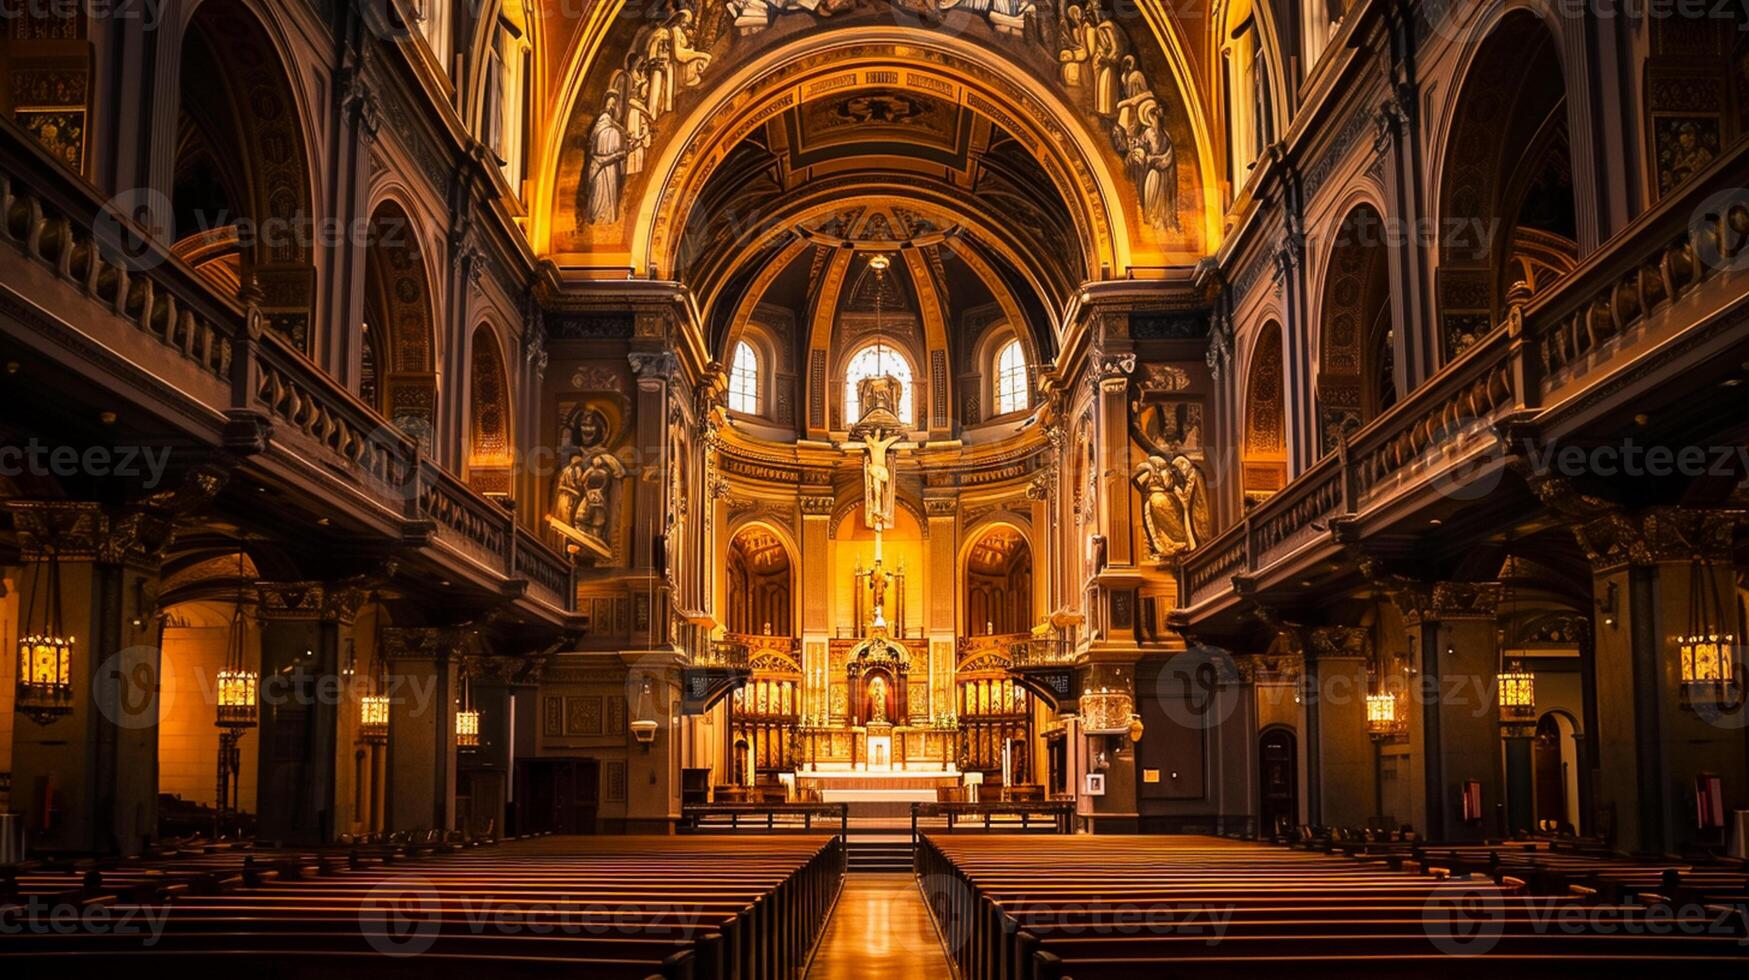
[722,633,800,656]
[695,637,751,670]
[1011,635,1075,668]
[1180,140,1748,613]
[0,121,573,615]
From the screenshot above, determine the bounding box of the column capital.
[1236,652,1304,684]
[380,625,481,663]
[1523,475,1742,569]
[923,497,958,518]
[1308,625,1371,661]
[255,581,371,624]
[6,500,174,566]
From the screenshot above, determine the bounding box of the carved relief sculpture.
[1134,453,1210,559]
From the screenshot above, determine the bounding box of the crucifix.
[845,419,912,630]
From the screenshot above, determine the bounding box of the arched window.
[482,6,532,191]
[1302,0,1347,70]
[843,343,916,423]
[1222,8,1275,189]
[994,339,1028,415]
[415,0,452,71]
[844,343,913,424]
[728,341,760,414]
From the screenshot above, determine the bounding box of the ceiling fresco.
[546,0,1211,283]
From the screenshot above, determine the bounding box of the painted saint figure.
[586,91,628,223]
[1057,6,1096,88]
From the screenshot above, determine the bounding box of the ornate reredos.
[542,2,1215,278]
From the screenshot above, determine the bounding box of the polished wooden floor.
[807,874,953,979]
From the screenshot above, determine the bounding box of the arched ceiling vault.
[696,190,1071,337]
[533,7,1220,306]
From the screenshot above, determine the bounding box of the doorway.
[1534,712,1581,833]
[1258,728,1298,837]
[515,758,599,834]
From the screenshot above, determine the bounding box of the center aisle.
[807,873,954,980]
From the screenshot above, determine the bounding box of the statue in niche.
[1133,453,1209,559]
[868,675,889,723]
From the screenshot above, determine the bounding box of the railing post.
[230,280,264,412]
[1503,287,1540,411]
[1337,433,1355,514]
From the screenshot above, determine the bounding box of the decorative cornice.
[1308,625,1370,661]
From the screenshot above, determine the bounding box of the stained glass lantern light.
[360,694,391,744]
[1366,691,1403,740]
[1674,558,1742,709]
[1498,661,1537,737]
[17,550,74,726]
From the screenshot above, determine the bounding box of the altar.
[795,769,963,804]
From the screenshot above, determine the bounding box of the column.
[255,582,366,845]
[1578,507,1745,853]
[322,69,383,383]
[622,654,684,833]
[799,495,832,730]
[924,497,957,728]
[1375,1,1437,388]
[1396,582,1504,842]
[1306,627,1372,830]
[6,501,168,856]
[379,626,463,833]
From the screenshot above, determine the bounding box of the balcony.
[0,121,573,619]
[1179,139,1749,623]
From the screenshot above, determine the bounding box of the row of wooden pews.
[917,834,1749,980]
[1,835,843,979]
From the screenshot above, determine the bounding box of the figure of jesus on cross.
[859,426,902,533]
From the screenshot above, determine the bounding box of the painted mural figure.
[1140,106,1179,232]
[1057,5,1096,88]
[667,10,713,88]
[586,91,628,223]
[1115,56,1152,130]
[623,70,654,176]
[1091,17,1127,116]
[940,0,1036,35]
